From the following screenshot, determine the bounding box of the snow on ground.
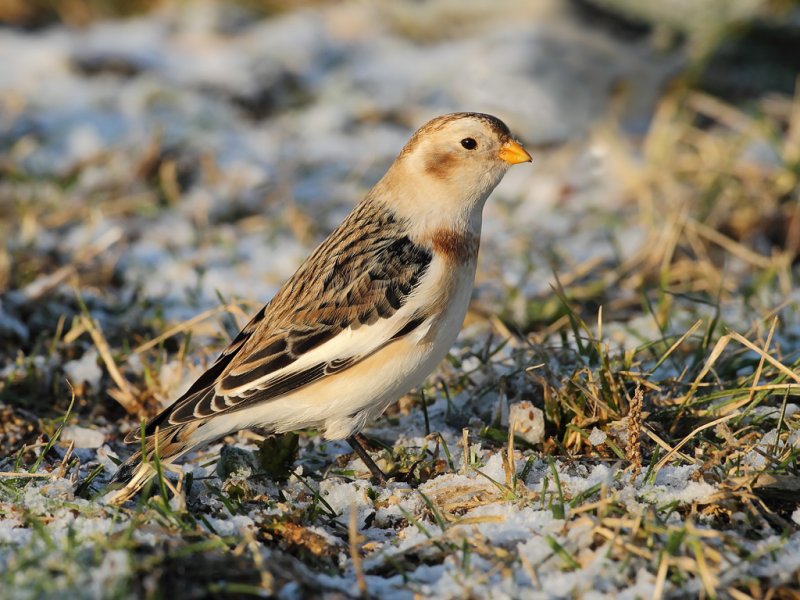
[1,0,799,598]
[0,0,679,319]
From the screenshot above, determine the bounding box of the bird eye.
[461,138,477,150]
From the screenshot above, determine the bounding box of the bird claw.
[347,435,390,484]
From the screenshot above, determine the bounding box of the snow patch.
[588,427,607,446]
[509,401,545,445]
[63,348,102,388]
[61,425,106,449]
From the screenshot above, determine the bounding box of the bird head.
[379,112,531,233]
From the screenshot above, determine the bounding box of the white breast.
[191,255,478,444]
[323,255,478,437]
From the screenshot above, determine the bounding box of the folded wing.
[127,206,432,443]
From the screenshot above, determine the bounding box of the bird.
[105,112,531,504]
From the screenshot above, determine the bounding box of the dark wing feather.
[128,307,267,442]
[135,202,432,438]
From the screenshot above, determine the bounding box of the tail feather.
[103,452,158,505]
[103,423,200,505]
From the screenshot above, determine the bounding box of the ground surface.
[1,1,800,598]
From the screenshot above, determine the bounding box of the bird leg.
[346,435,388,483]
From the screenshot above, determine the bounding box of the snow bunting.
[107,112,531,504]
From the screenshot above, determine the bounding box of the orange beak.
[498,139,532,164]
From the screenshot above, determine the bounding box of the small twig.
[687,220,774,269]
[673,333,732,426]
[653,553,670,600]
[242,527,275,593]
[461,428,470,475]
[58,439,75,479]
[80,314,140,413]
[131,303,240,356]
[648,320,703,375]
[718,317,779,417]
[642,429,693,465]
[655,413,739,473]
[349,504,367,598]
[728,329,800,385]
[11,227,122,303]
[504,419,516,490]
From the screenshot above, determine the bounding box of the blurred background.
[2,3,800,597]
[1,0,799,437]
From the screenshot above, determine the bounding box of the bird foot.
[346,435,389,484]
